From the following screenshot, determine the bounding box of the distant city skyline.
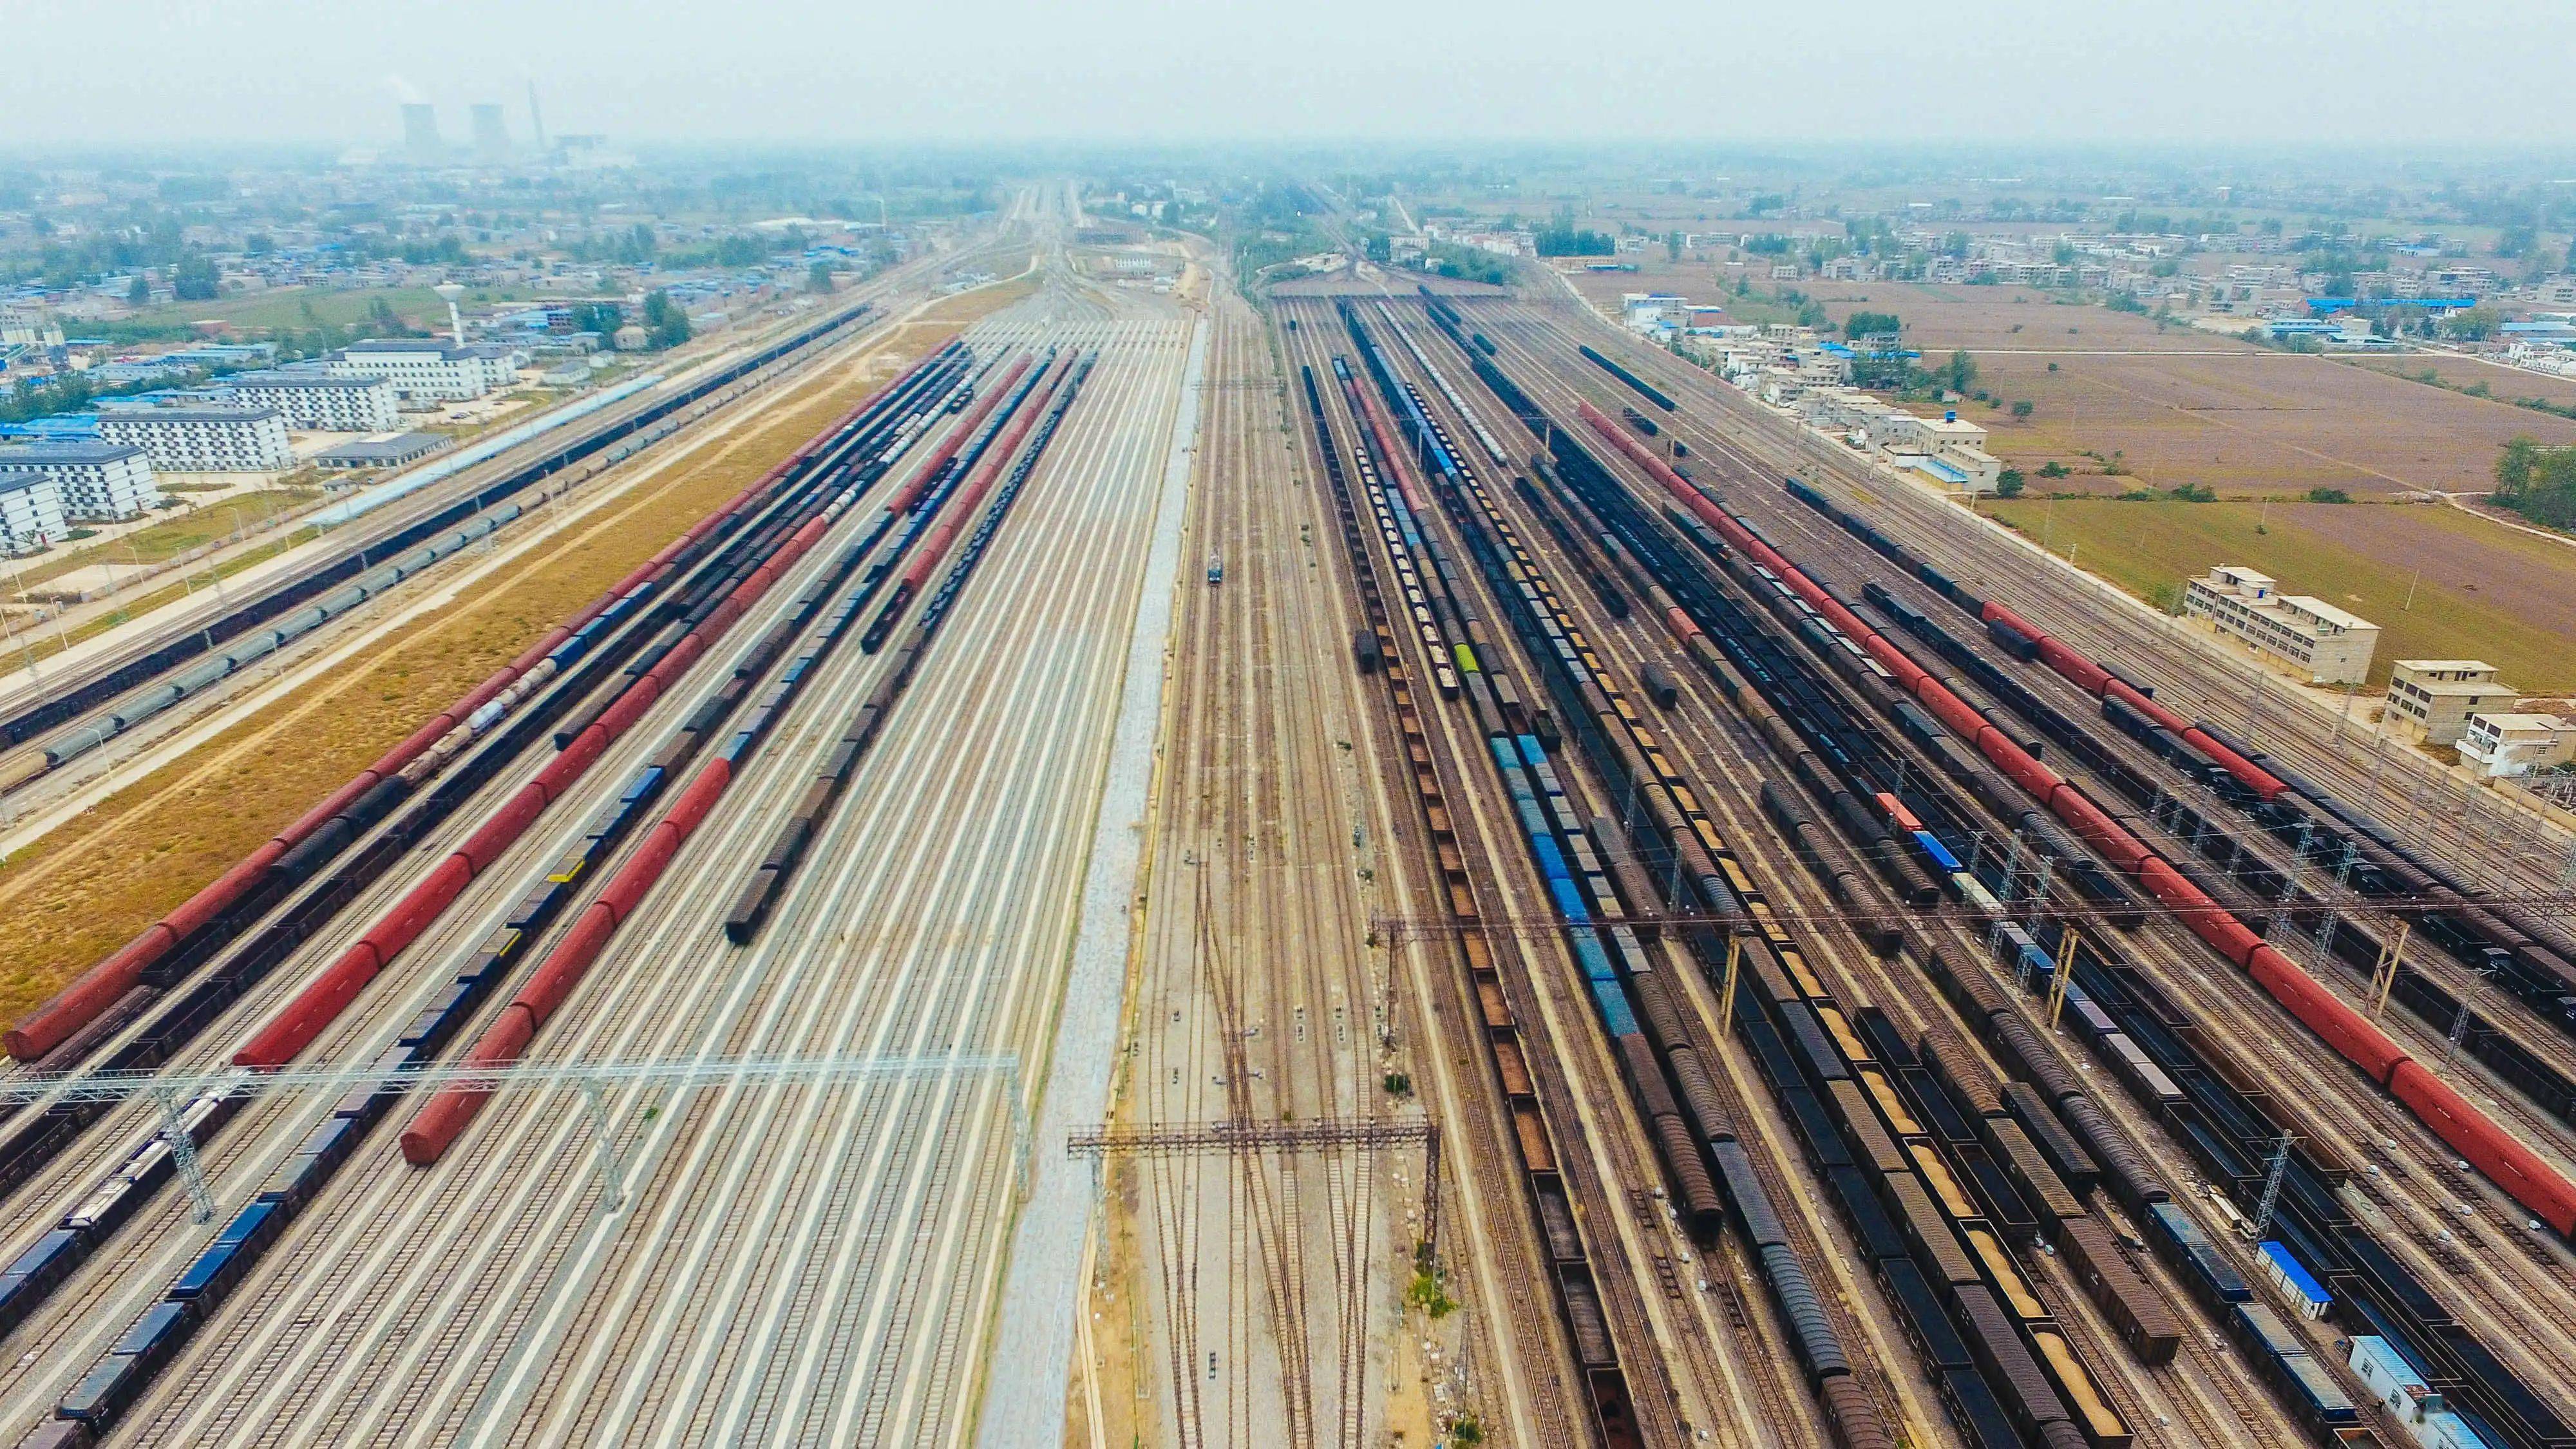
[5,0,2574,149]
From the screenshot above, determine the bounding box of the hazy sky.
[8,0,2571,149]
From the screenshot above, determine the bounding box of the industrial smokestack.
[471,104,509,164]
[434,283,467,346]
[527,80,547,154]
[401,103,442,165]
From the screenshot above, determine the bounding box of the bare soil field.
[1963,350,2576,498]
[1980,497,2576,690]
[1562,256,1725,308]
[1804,281,2251,354]
[1774,285,2576,495]
[2342,355,2576,412]
[0,280,1030,1032]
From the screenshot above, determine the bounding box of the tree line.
[2494,436,2576,529]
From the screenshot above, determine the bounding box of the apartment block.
[0,469,70,553]
[95,407,296,475]
[0,440,164,520]
[223,370,401,431]
[327,340,527,402]
[2181,565,2379,685]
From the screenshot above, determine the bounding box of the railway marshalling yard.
[1,192,2575,1449]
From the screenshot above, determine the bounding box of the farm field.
[1979,496,2576,691]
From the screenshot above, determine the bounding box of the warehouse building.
[2386,660,2520,745]
[0,440,164,520]
[0,469,69,553]
[2182,565,2379,685]
[223,371,401,432]
[326,340,527,402]
[96,406,296,475]
[314,432,449,470]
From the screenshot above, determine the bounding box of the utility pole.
[2048,927,2079,1030]
[152,1086,217,1224]
[2445,967,2490,1068]
[1720,934,1744,1030]
[2370,922,2409,1017]
[2248,1133,2293,1240]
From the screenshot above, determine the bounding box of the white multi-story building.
[0,469,70,553]
[2458,712,2576,778]
[326,340,527,402]
[2385,660,2519,744]
[2181,565,2380,685]
[0,441,164,520]
[1866,409,2003,493]
[95,406,296,475]
[1,305,65,352]
[223,370,400,431]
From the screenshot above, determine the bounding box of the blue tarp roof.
[2259,1240,2330,1303]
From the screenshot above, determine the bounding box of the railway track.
[1465,292,2576,1444]
[0,202,1227,1442]
[1512,282,2576,920]
[1348,295,1918,1447]
[1280,303,1633,1448]
[134,312,1166,1448]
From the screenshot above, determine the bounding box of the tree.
[1994,469,2025,498]
[1533,223,1613,257]
[643,289,692,349]
[2011,399,2034,418]
[806,261,835,294]
[172,254,219,301]
[1844,311,1902,341]
[2497,434,2543,492]
[1665,230,1681,263]
[128,272,151,305]
[1945,349,1977,394]
[2445,305,2503,341]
